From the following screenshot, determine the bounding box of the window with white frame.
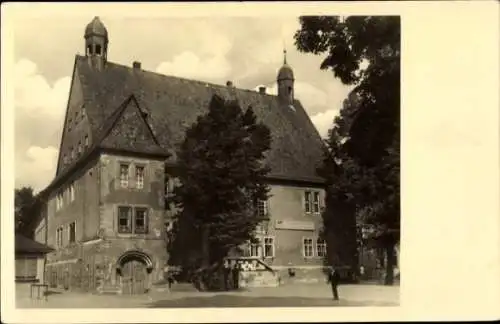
[304,190,321,214]
[263,237,275,258]
[56,192,64,211]
[248,238,261,257]
[84,135,89,148]
[117,206,149,234]
[316,238,327,257]
[313,192,320,214]
[135,166,145,189]
[68,222,76,243]
[119,164,129,188]
[118,206,132,233]
[134,208,148,233]
[303,237,314,257]
[56,227,64,247]
[256,199,268,218]
[304,191,311,213]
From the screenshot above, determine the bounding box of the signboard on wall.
[275,220,315,231]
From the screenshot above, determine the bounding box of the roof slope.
[15,234,54,254]
[59,55,326,185]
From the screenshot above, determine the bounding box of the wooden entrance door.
[121,259,148,295]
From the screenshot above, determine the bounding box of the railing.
[224,256,275,273]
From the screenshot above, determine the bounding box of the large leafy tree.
[295,16,400,285]
[168,95,272,273]
[15,186,37,235]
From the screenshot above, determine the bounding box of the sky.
[13,14,353,192]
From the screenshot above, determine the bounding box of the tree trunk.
[384,243,395,285]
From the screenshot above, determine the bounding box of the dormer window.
[84,135,89,148]
[95,44,102,56]
[68,118,72,131]
[75,111,79,121]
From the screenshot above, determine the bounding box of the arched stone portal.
[116,250,154,295]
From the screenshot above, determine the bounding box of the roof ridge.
[75,54,279,99]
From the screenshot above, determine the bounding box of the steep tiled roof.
[15,234,54,254]
[52,55,326,192]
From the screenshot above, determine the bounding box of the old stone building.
[30,16,328,294]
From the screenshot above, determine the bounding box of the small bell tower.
[277,49,295,105]
[84,16,109,70]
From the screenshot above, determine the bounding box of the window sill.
[116,233,150,238]
[117,185,147,191]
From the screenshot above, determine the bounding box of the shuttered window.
[15,256,38,281]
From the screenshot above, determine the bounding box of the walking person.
[328,266,341,300]
[166,269,175,292]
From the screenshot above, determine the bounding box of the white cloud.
[294,82,329,108]
[15,59,71,119]
[156,51,231,82]
[13,18,356,192]
[14,58,69,191]
[16,146,59,193]
[311,109,340,139]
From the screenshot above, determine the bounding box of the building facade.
[31,17,329,294]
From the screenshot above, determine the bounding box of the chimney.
[258,86,266,94]
[133,61,142,69]
[226,81,233,87]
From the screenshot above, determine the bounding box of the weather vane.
[283,38,287,65]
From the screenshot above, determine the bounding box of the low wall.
[239,270,279,288]
[276,266,327,285]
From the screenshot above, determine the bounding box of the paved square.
[17,282,399,308]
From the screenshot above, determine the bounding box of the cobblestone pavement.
[17,282,399,308]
